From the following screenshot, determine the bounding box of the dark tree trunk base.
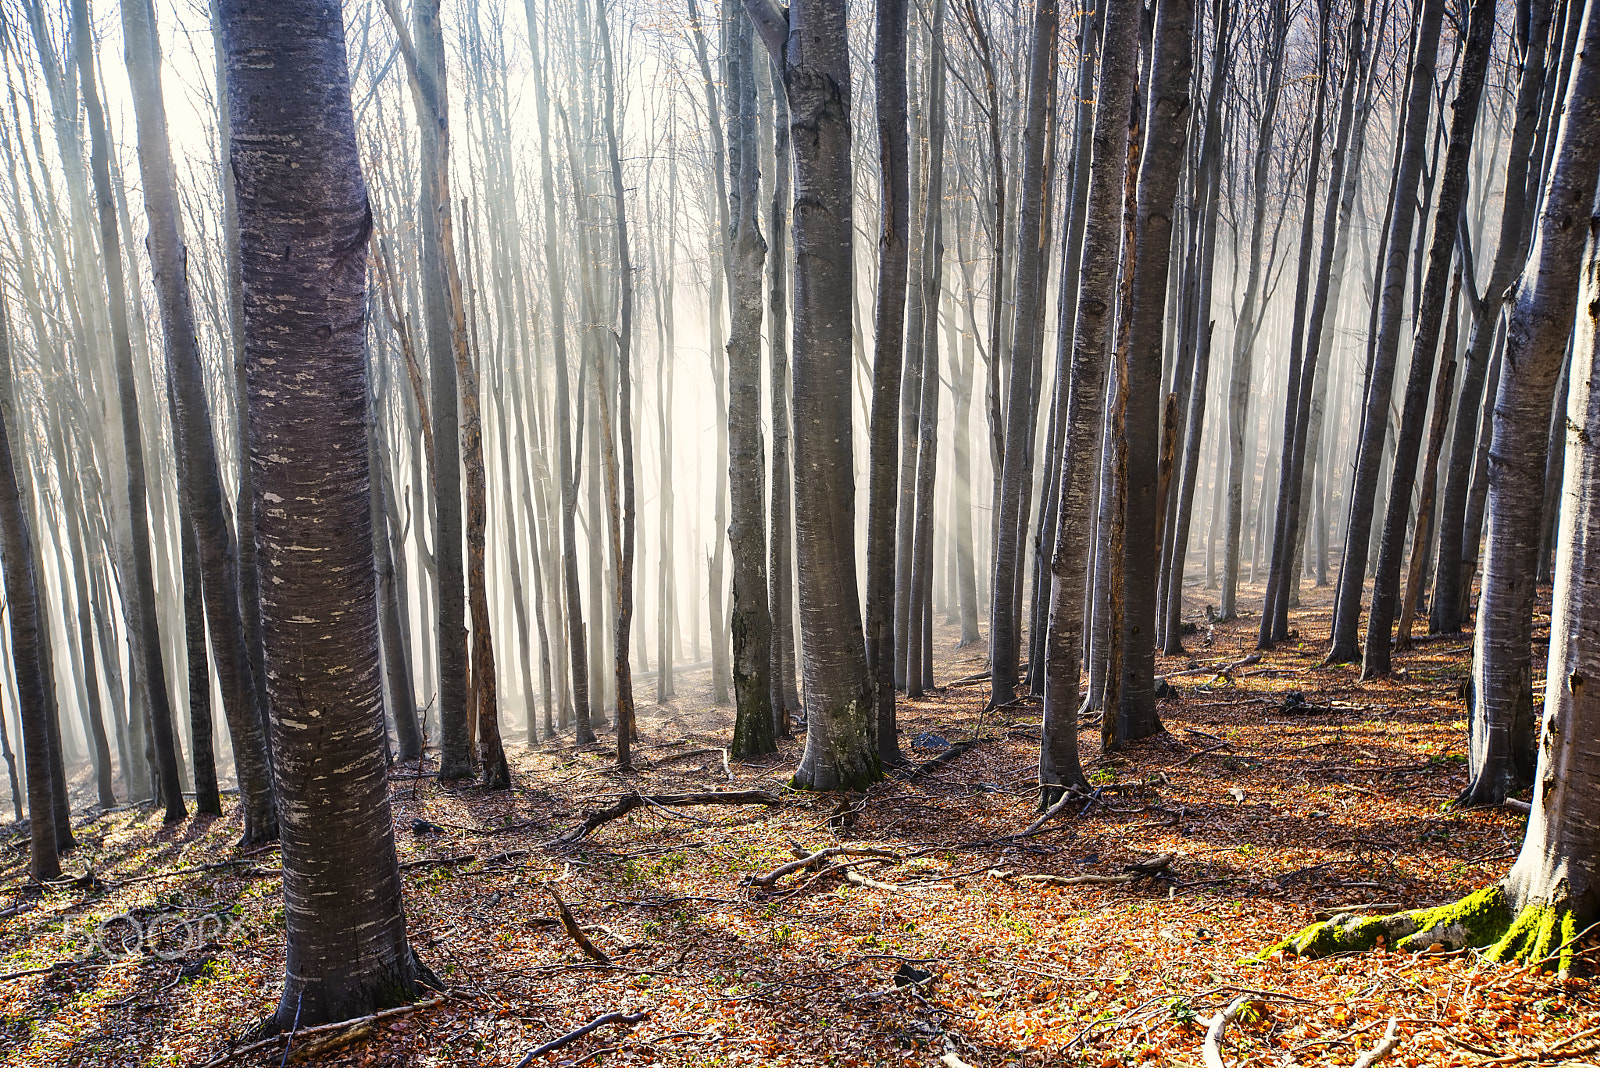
[258,951,442,1037]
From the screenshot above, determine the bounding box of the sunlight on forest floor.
[0,584,1590,1067]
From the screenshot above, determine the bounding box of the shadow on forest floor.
[0,581,1588,1067]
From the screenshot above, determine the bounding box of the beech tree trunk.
[747,0,879,790]
[987,0,1059,708]
[865,0,910,763]
[1039,0,1139,800]
[723,0,776,759]
[1327,0,1447,663]
[1464,0,1600,804]
[1112,0,1194,742]
[219,0,434,1026]
[122,0,276,840]
[1362,0,1496,678]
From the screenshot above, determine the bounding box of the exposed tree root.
[1259,883,1584,975]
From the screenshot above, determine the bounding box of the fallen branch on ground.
[891,740,978,781]
[197,995,447,1068]
[744,845,902,888]
[556,791,778,844]
[1352,1019,1401,1068]
[549,888,611,965]
[1200,994,1252,1068]
[511,1010,650,1068]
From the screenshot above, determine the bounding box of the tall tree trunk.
[523,0,592,742]
[73,0,184,824]
[1362,0,1496,677]
[596,0,639,768]
[1260,0,1334,646]
[1434,0,1553,634]
[865,0,910,763]
[765,59,800,725]
[122,0,276,840]
[1112,0,1194,742]
[747,0,879,790]
[908,0,948,699]
[1039,0,1140,800]
[218,0,435,1026]
[0,293,59,879]
[1326,0,1447,663]
[1464,0,1600,804]
[988,0,1060,708]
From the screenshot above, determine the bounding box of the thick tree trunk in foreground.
[1039,0,1140,801]
[725,0,776,759]
[1113,0,1194,743]
[1465,0,1600,804]
[748,0,879,791]
[122,0,276,841]
[219,0,434,1027]
[865,0,910,763]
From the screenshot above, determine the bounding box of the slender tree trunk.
[1113,0,1194,741]
[988,0,1060,708]
[123,0,276,839]
[1362,0,1496,677]
[765,59,800,726]
[73,0,183,824]
[723,0,776,759]
[0,294,58,879]
[865,0,910,762]
[524,0,591,742]
[1039,0,1139,800]
[1326,0,1447,662]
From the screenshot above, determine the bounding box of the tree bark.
[865,0,910,763]
[988,0,1060,709]
[73,0,184,824]
[122,0,276,840]
[1326,0,1447,663]
[748,0,879,791]
[218,0,435,1026]
[1113,0,1194,741]
[1464,0,1600,804]
[1362,0,1496,678]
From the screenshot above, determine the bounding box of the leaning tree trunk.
[0,293,59,881]
[73,0,183,824]
[987,0,1060,709]
[1465,0,1600,805]
[747,0,879,791]
[1112,0,1194,743]
[1038,0,1140,802]
[865,0,910,763]
[724,0,776,759]
[122,0,276,841]
[1433,0,1553,634]
[1362,0,1496,678]
[1326,0,1447,663]
[218,0,436,1028]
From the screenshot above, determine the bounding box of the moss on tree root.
[1258,884,1581,974]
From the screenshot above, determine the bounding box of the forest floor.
[0,582,1594,1068]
